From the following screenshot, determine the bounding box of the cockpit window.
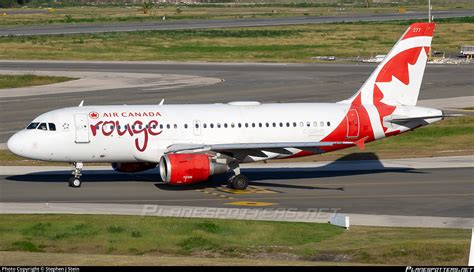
[48,123,56,131]
[26,123,39,129]
[37,123,48,131]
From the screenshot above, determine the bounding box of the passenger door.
[74,113,90,143]
[346,109,360,138]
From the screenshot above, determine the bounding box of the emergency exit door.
[193,120,201,136]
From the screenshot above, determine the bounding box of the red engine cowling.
[159,154,228,185]
[112,162,157,173]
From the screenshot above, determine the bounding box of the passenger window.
[231,123,235,128]
[184,124,188,129]
[306,122,310,127]
[286,122,290,127]
[245,123,249,128]
[38,123,48,131]
[217,123,221,128]
[203,123,207,128]
[167,124,170,129]
[293,122,297,127]
[320,121,324,127]
[224,123,228,128]
[238,123,241,128]
[279,122,283,127]
[259,123,262,128]
[210,123,214,128]
[159,124,163,129]
[313,122,318,127]
[299,122,304,127]
[265,123,269,127]
[27,123,39,130]
[327,121,331,127]
[48,123,56,131]
[252,123,255,128]
[174,124,177,129]
[272,122,276,127]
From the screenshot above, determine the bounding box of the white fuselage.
[7,103,347,163]
[7,101,442,164]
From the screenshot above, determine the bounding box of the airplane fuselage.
[8,102,441,164]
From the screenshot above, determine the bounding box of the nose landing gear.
[68,162,83,188]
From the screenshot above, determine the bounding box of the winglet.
[78,100,84,107]
[159,99,165,106]
[354,136,368,151]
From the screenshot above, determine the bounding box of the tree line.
[1,0,30,8]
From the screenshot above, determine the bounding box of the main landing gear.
[68,162,83,188]
[227,162,248,190]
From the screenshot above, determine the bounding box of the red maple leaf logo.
[89,112,99,119]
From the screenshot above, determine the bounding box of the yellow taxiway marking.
[195,188,235,200]
[217,186,279,194]
[225,201,277,207]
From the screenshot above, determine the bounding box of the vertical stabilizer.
[342,22,435,106]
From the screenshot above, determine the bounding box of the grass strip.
[0,20,472,62]
[0,74,75,89]
[0,214,469,265]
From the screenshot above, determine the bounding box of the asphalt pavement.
[1,10,472,36]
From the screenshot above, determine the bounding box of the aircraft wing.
[166,138,367,155]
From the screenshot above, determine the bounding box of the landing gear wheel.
[69,162,83,188]
[230,174,248,190]
[69,177,81,188]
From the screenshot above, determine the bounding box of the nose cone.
[7,131,28,158]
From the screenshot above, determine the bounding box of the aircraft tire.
[68,177,81,188]
[230,174,248,190]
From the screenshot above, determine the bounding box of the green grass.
[0,74,75,89]
[2,3,473,27]
[0,19,472,62]
[0,214,469,265]
[0,214,342,257]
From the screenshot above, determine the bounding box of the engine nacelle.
[112,162,157,173]
[159,154,228,185]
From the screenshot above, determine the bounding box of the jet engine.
[112,162,157,173]
[159,154,228,185]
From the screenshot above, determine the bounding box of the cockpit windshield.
[38,123,48,131]
[26,122,56,131]
[26,123,39,129]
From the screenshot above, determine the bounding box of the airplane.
[7,22,444,190]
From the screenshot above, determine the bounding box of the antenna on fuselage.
[78,100,84,107]
[159,99,165,106]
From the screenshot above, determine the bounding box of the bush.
[0,0,16,8]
